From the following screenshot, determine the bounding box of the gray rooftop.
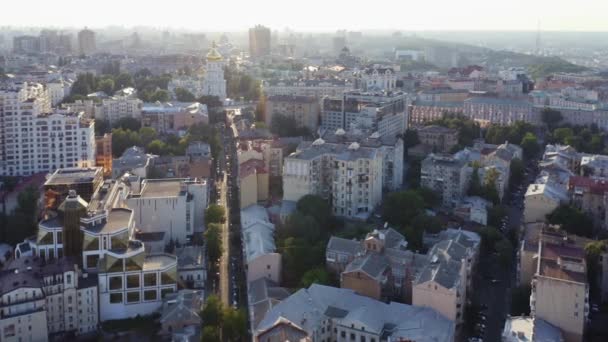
[139,179,186,198]
[289,140,378,161]
[327,236,362,255]
[344,253,389,281]
[44,167,102,186]
[84,208,132,234]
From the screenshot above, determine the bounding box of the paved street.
[218,171,230,306]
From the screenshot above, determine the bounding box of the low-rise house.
[254,284,455,342]
[241,205,281,284]
[175,246,206,289]
[524,183,568,223]
[112,146,158,179]
[568,176,608,228]
[247,277,291,336]
[160,290,204,340]
[454,196,491,225]
[502,316,564,342]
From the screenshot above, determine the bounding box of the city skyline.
[2,0,608,32]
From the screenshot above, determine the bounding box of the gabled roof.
[344,253,389,281]
[327,236,362,255]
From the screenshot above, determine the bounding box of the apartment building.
[254,284,455,342]
[524,183,569,223]
[264,95,320,133]
[262,79,352,98]
[239,159,269,208]
[141,102,209,134]
[283,138,383,220]
[464,97,539,126]
[249,25,271,58]
[95,133,112,177]
[421,153,469,208]
[417,89,470,103]
[127,178,208,244]
[112,146,158,179]
[0,82,95,177]
[0,257,98,341]
[568,176,608,229]
[409,101,464,125]
[322,90,408,138]
[416,125,459,153]
[321,129,404,191]
[43,167,104,208]
[96,89,143,125]
[353,66,397,92]
[531,242,588,342]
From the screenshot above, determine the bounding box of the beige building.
[416,125,459,153]
[96,90,143,126]
[264,95,320,133]
[531,242,588,342]
[283,139,383,220]
[239,159,269,208]
[409,101,464,125]
[524,183,568,223]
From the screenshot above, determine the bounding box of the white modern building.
[96,88,143,125]
[0,82,95,176]
[127,178,208,244]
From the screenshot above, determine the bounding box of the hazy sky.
[2,0,608,31]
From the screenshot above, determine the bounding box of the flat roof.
[45,167,102,186]
[143,254,177,271]
[85,208,132,234]
[140,179,184,198]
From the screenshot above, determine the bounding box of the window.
[161,287,174,298]
[109,293,122,304]
[126,291,140,303]
[341,331,346,338]
[144,273,157,287]
[109,276,122,290]
[126,274,140,289]
[144,290,157,301]
[350,333,356,340]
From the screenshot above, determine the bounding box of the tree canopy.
[204,223,223,265]
[546,205,594,237]
[174,87,196,102]
[205,204,226,224]
[270,114,311,137]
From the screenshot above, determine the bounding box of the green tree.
[479,226,502,254]
[403,129,420,148]
[553,127,574,144]
[205,204,226,224]
[509,158,524,190]
[197,95,223,108]
[146,139,166,155]
[546,205,594,237]
[174,87,196,102]
[488,205,507,228]
[284,212,321,244]
[483,167,501,204]
[114,73,134,89]
[541,108,563,129]
[113,117,142,131]
[139,127,158,147]
[204,223,223,264]
[270,114,311,137]
[495,239,513,266]
[382,190,425,227]
[585,241,607,285]
[468,167,483,197]
[98,78,115,95]
[415,187,440,208]
[201,295,223,326]
[521,132,540,160]
[200,326,220,342]
[296,195,331,228]
[300,268,331,288]
[222,307,247,342]
[95,119,111,136]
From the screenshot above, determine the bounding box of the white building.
[127,178,208,244]
[502,316,564,342]
[46,79,72,106]
[241,205,281,284]
[203,42,227,100]
[354,66,397,92]
[0,256,98,340]
[0,82,95,176]
[96,88,143,125]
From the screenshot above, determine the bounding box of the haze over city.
[3,0,608,31]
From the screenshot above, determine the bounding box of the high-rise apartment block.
[249,25,271,58]
[78,28,96,55]
[0,83,95,177]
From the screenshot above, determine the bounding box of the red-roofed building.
[568,176,608,229]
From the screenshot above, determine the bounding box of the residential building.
[417,89,470,103]
[0,256,98,341]
[413,230,480,324]
[247,277,290,337]
[409,101,464,125]
[13,35,40,54]
[568,176,608,228]
[96,89,143,126]
[159,290,204,339]
[353,66,397,92]
[127,178,208,244]
[95,133,112,177]
[524,183,568,223]
[321,129,404,191]
[416,125,459,153]
[175,246,206,289]
[78,28,96,55]
[43,167,104,209]
[531,242,588,342]
[141,102,208,134]
[421,153,469,208]
[502,316,564,342]
[264,95,320,133]
[249,25,271,58]
[112,146,157,179]
[0,82,95,177]
[241,205,281,284]
[580,154,608,178]
[262,79,352,98]
[46,79,72,106]
[239,159,269,208]
[254,284,455,342]
[322,90,408,139]
[168,76,205,98]
[464,97,539,126]
[453,196,491,225]
[283,138,383,220]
